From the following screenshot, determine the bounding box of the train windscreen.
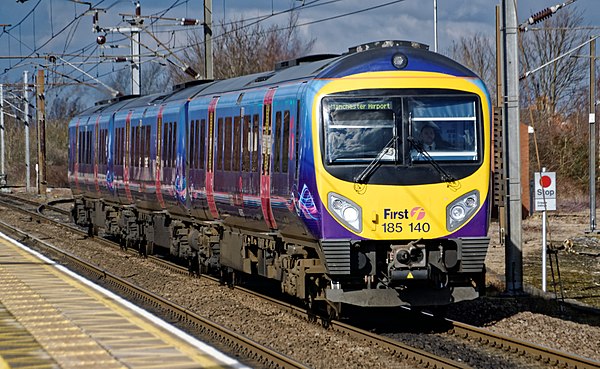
[323,98,396,164]
[409,97,478,162]
[322,94,479,165]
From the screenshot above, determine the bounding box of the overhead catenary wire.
[2,0,411,93]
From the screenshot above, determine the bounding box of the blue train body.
[69,41,492,315]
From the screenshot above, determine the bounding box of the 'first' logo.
[410,207,426,220]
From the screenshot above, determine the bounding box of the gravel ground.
[4,188,600,368]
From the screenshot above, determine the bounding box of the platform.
[0,232,249,369]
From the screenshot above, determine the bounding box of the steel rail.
[0,218,308,369]
[449,320,600,369]
[3,193,599,368]
[0,193,472,368]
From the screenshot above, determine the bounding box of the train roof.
[79,40,479,115]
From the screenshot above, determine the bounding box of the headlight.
[328,193,362,233]
[450,205,466,221]
[446,190,480,231]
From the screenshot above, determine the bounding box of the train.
[69,40,492,318]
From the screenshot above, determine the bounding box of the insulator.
[181,18,198,26]
[528,8,553,25]
[115,57,127,63]
[183,66,200,79]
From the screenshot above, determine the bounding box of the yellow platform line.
[0,234,234,368]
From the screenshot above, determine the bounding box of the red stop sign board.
[534,172,556,211]
[539,175,552,188]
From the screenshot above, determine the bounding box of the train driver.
[417,123,452,151]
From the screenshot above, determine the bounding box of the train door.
[154,105,166,209]
[159,104,181,214]
[137,107,153,207]
[237,96,262,227]
[95,115,111,199]
[205,97,219,220]
[260,88,277,229]
[271,89,299,230]
[174,102,189,213]
[213,102,241,218]
[80,116,93,195]
[70,118,81,195]
[123,112,134,204]
[93,116,101,197]
[106,113,117,201]
[187,102,210,220]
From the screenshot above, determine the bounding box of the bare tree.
[46,86,87,121]
[173,11,315,83]
[520,7,590,118]
[449,33,497,102]
[108,61,172,96]
[519,7,592,198]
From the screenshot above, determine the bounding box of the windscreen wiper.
[354,135,398,184]
[407,136,458,185]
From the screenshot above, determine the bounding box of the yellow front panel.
[313,71,491,239]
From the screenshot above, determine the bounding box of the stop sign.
[534,172,556,211]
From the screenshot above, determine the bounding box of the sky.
[0,0,598,98]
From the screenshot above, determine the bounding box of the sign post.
[534,169,556,292]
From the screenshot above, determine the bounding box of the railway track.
[1,192,599,368]
[0,202,308,369]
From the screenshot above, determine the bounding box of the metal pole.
[496,5,506,248]
[589,38,596,232]
[23,71,31,193]
[131,1,141,95]
[36,69,47,196]
[433,0,438,52]
[0,84,5,178]
[541,167,547,292]
[204,0,213,79]
[502,0,523,294]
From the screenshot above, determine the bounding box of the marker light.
[328,192,362,233]
[446,190,480,231]
[392,53,408,69]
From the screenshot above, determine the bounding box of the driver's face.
[420,127,435,145]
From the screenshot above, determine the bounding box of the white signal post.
[534,169,556,292]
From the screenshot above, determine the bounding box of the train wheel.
[145,241,154,257]
[87,224,98,238]
[323,302,341,328]
[306,295,318,323]
[138,240,147,257]
[220,267,235,288]
[120,239,130,251]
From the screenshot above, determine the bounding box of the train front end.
[305,42,492,307]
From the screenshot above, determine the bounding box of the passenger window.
[78,131,82,164]
[233,116,241,172]
[252,114,259,172]
[242,115,250,172]
[274,111,282,173]
[282,110,290,173]
[163,123,169,167]
[189,120,196,169]
[200,119,206,170]
[171,122,177,167]
[225,117,233,171]
[217,118,224,170]
[133,126,139,167]
[144,126,151,167]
